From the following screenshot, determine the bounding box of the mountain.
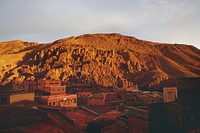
[0,33,200,90]
[0,40,38,55]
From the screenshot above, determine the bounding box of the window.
[168,91,173,99]
[73,99,77,103]
[67,99,70,104]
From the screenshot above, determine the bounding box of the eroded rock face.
[0,33,200,89]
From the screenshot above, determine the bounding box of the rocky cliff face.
[0,33,200,90]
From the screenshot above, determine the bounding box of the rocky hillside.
[0,33,200,90]
[0,40,38,55]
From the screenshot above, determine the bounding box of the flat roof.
[0,91,34,96]
[40,94,77,100]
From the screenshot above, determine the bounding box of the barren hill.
[0,40,38,55]
[0,33,200,90]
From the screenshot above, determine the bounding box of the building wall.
[177,78,200,102]
[88,97,105,106]
[116,124,128,133]
[12,80,65,93]
[45,80,61,87]
[77,96,88,106]
[12,81,37,92]
[12,81,24,91]
[77,92,92,97]
[115,115,128,133]
[38,80,62,92]
[105,92,118,101]
[29,81,37,92]
[9,93,34,104]
[23,82,29,92]
[40,94,77,107]
[136,94,162,105]
[37,79,46,91]
[77,92,92,105]
[45,86,66,95]
[120,93,135,101]
[128,116,149,133]
[163,103,182,130]
[37,80,63,92]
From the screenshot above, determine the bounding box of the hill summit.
[0,33,200,89]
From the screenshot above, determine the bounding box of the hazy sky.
[0,0,200,48]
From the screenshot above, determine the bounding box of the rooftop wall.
[177,78,200,90]
[176,77,200,103]
[9,93,34,104]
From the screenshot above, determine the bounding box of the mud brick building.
[12,79,66,94]
[105,92,118,101]
[12,80,27,91]
[37,79,46,91]
[35,79,78,107]
[38,80,62,91]
[40,94,77,107]
[66,83,96,94]
[88,93,105,106]
[134,92,163,105]
[44,86,66,95]
[28,81,37,92]
[116,103,181,133]
[77,92,92,106]
[77,92,92,97]
[115,77,200,133]
[0,91,34,104]
[175,77,200,132]
[12,80,37,92]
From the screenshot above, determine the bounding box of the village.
[0,77,199,133]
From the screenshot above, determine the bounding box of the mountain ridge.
[0,33,199,90]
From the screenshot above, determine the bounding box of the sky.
[0,0,200,48]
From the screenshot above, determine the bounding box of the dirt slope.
[0,33,199,89]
